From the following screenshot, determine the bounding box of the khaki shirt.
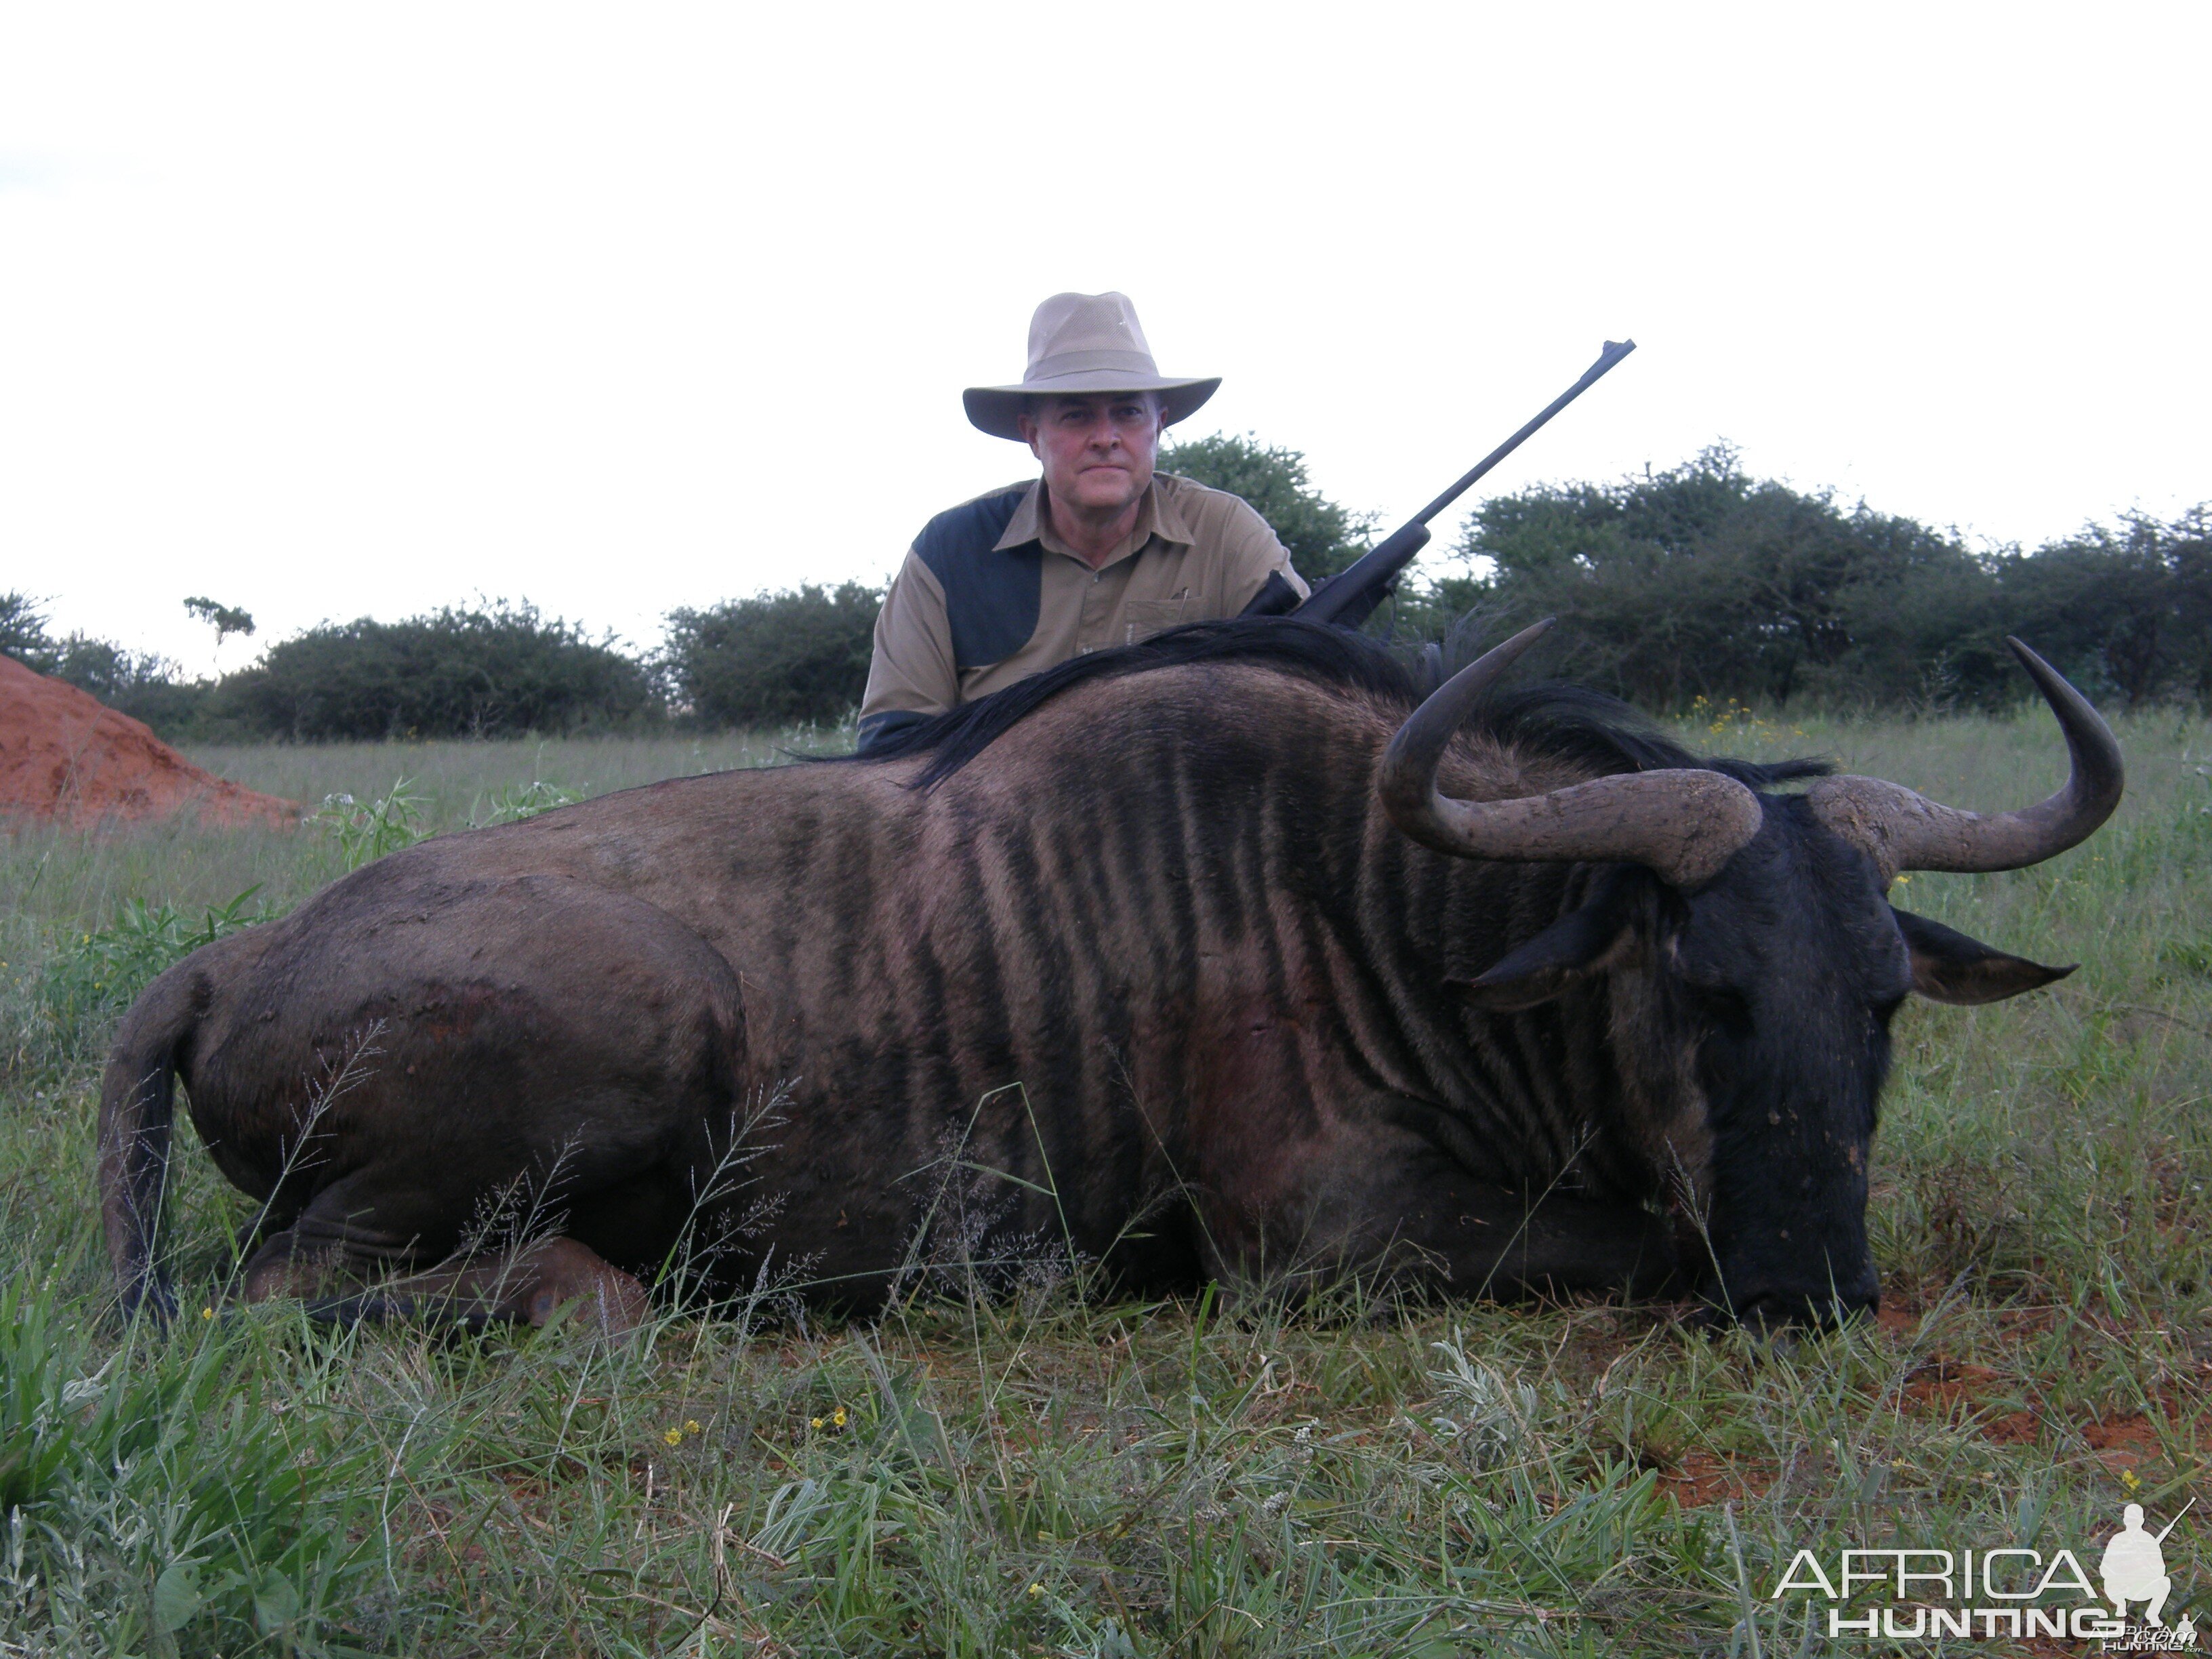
[859,473,1307,747]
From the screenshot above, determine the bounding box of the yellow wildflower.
[810,1416,825,1430]
[832,1406,847,1428]
[663,1428,682,1446]
[684,1420,701,1435]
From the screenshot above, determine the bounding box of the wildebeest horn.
[1380,619,1765,888]
[1804,638,2123,881]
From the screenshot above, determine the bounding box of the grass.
[1,708,2208,1655]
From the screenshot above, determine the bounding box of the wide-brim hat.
[964,291,1220,441]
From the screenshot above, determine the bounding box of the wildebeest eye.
[1647,941,1750,1054]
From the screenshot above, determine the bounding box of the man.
[2100,1503,2173,1626]
[857,291,1307,752]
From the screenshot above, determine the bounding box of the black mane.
[851,618,1831,793]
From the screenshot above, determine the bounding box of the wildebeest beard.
[98,617,2119,1333]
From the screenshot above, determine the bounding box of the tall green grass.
[1,711,2206,1654]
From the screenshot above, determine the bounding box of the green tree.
[0,592,55,670]
[1160,432,1376,582]
[662,583,880,728]
[1435,445,2019,710]
[1999,506,2212,705]
[183,596,257,647]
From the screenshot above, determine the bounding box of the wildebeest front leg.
[1200,1104,1679,1303]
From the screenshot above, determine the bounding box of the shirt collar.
[994,475,1196,566]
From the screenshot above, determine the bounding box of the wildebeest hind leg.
[306,1238,650,1334]
[234,1169,421,1304]
[236,1227,356,1305]
[209,876,748,1332]
[234,1172,649,1333]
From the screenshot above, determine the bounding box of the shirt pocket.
[1121,594,1193,646]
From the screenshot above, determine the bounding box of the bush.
[46,637,211,736]
[663,582,880,728]
[213,602,657,740]
[1427,446,2032,711]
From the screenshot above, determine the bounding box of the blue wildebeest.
[99,619,2121,1330]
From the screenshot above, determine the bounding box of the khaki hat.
[964,292,1221,441]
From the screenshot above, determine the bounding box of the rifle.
[2156,1496,2197,1543]
[1241,339,1637,628]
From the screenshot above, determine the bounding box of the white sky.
[3,3,2205,678]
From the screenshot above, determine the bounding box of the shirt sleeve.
[1219,496,1311,610]
[857,551,958,754]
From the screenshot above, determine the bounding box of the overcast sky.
[3,4,2205,677]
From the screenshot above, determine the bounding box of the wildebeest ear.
[1891,905,2075,1005]
[1455,878,1639,1012]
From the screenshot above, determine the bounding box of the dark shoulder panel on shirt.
[912,483,1041,670]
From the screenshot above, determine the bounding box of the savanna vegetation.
[1,707,2206,1655]
[12,443,2204,742]
[0,599,658,745]
[661,585,883,734]
[1410,449,2212,716]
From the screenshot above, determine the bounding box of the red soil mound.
[0,653,297,829]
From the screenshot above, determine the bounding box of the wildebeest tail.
[97,964,199,1323]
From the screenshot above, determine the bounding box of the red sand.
[0,653,297,829]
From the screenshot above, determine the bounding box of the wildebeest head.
[1380,621,2123,1328]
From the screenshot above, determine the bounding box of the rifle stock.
[1246,339,1635,629]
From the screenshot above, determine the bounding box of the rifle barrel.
[1286,338,1637,628]
[1404,338,1637,531]
[2156,1495,2197,1542]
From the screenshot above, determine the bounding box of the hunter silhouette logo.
[1770,1498,2197,1645]
[2102,1501,2187,1626]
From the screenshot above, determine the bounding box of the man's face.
[1019,392,1163,516]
